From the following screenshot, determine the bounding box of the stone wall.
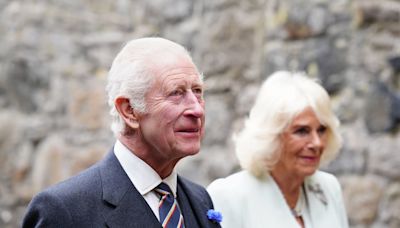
[1,0,399,227]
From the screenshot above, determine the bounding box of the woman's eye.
[295,127,309,135]
[318,125,327,134]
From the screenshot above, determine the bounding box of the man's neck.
[118,135,179,178]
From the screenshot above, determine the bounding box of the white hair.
[235,71,342,177]
[106,37,197,136]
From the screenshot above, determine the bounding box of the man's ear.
[115,97,139,129]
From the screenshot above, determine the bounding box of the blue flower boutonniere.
[207,209,223,223]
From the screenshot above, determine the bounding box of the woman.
[207,71,349,228]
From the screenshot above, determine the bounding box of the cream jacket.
[207,170,349,228]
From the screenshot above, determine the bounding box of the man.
[22,37,221,228]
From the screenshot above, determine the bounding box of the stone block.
[368,135,400,179]
[378,183,400,228]
[67,79,108,131]
[340,175,384,225]
[203,94,234,145]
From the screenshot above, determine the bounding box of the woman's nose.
[309,131,323,150]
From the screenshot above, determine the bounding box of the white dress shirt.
[113,140,178,220]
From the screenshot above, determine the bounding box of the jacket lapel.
[176,183,200,228]
[177,176,221,228]
[262,175,301,227]
[305,176,333,228]
[99,151,161,228]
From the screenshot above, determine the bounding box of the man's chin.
[179,146,200,157]
[186,149,200,156]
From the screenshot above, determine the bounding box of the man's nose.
[183,91,204,118]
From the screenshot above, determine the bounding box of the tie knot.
[155,182,173,196]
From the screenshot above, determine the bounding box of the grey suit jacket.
[22,150,221,228]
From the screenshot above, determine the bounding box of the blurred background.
[0,0,399,227]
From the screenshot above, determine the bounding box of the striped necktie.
[154,182,185,228]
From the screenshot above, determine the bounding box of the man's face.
[137,58,205,161]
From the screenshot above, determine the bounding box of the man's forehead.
[157,67,202,85]
[158,65,200,77]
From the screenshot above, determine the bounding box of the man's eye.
[193,88,203,98]
[170,90,183,96]
[193,88,203,94]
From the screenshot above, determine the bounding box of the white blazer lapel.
[256,175,301,228]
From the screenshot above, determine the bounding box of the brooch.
[308,183,328,206]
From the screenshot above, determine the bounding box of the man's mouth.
[179,128,199,132]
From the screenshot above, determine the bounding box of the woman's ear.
[115,97,139,129]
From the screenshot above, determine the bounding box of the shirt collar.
[113,140,178,197]
[162,170,178,197]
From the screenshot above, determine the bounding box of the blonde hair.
[235,71,342,177]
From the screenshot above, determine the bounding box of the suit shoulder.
[23,162,104,227]
[312,171,340,187]
[178,175,207,194]
[309,170,343,198]
[178,175,216,209]
[23,189,74,227]
[313,170,336,179]
[208,170,254,193]
[38,162,102,202]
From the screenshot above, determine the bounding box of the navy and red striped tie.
[155,182,185,228]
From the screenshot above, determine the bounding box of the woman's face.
[273,107,328,179]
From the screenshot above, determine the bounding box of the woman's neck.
[270,169,304,209]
